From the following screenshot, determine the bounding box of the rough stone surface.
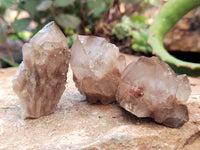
[0,54,200,149]
[116,56,191,128]
[164,7,200,52]
[70,35,126,104]
[12,22,70,118]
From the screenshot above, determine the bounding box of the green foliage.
[0,18,7,44]
[1,0,156,46]
[149,0,200,76]
[55,14,81,29]
[87,0,106,17]
[130,15,152,53]
[0,57,19,67]
[67,34,77,48]
[17,0,110,30]
[112,15,152,53]
[131,29,152,53]
[5,0,116,47]
[0,0,158,67]
[8,34,20,41]
[0,0,113,67]
[0,0,15,9]
[142,0,157,5]
[112,23,130,40]
[54,0,75,7]
[12,18,31,32]
[130,15,147,28]
[23,0,39,15]
[0,0,16,44]
[36,1,53,11]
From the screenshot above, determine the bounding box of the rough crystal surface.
[12,21,70,118]
[116,56,191,127]
[70,35,126,104]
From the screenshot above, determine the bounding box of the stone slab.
[0,54,200,150]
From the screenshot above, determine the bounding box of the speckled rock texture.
[12,22,70,118]
[0,54,200,150]
[116,56,191,128]
[164,7,200,52]
[70,35,126,104]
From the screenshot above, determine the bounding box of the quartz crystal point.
[116,56,191,128]
[70,35,126,104]
[12,21,70,118]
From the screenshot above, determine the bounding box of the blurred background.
[0,0,200,68]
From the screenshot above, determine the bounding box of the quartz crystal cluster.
[12,22,70,118]
[116,56,191,127]
[70,35,126,104]
[12,22,191,128]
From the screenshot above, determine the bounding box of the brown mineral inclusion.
[70,35,126,104]
[116,56,191,128]
[13,22,70,118]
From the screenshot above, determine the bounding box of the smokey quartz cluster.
[70,35,126,104]
[12,22,191,127]
[13,22,70,118]
[116,56,191,128]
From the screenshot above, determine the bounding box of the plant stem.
[148,0,200,76]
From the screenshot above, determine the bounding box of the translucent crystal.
[12,22,70,118]
[70,35,126,104]
[116,56,191,127]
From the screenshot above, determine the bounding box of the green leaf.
[131,29,152,53]
[0,7,6,14]
[130,15,147,29]
[55,14,80,29]
[120,15,147,29]
[0,18,7,44]
[64,28,74,35]
[131,15,147,23]
[36,0,53,11]
[0,57,19,67]
[24,0,39,15]
[142,0,157,5]
[112,23,130,40]
[121,16,134,27]
[8,34,20,41]
[88,0,107,17]
[67,34,77,48]
[53,0,75,7]
[12,18,31,32]
[0,0,15,8]
[17,31,32,40]
[0,0,15,14]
